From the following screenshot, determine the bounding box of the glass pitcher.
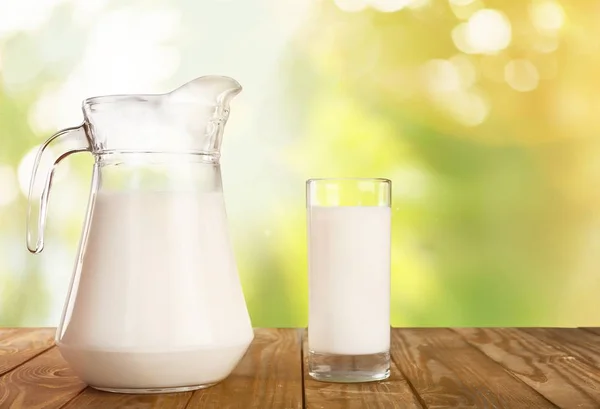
[25,76,254,394]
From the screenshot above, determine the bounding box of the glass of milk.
[307,178,391,383]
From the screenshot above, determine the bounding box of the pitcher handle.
[26,124,91,254]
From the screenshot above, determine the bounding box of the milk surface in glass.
[57,191,253,390]
[308,206,391,356]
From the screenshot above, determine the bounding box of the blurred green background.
[1,0,599,327]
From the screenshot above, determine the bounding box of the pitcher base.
[93,383,216,394]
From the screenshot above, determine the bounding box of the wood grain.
[0,329,20,341]
[580,327,600,337]
[0,347,86,409]
[391,328,558,408]
[454,327,600,408]
[186,328,303,409]
[0,328,55,376]
[522,328,600,369]
[1,328,600,408]
[302,331,422,409]
[61,387,193,409]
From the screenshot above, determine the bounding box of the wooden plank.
[0,346,86,409]
[522,328,600,369]
[0,328,55,376]
[61,387,192,409]
[0,329,21,341]
[454,328,600,409]
[303,331,423,409]
[391,328,558,408]
[186,328,303,409]
[580,328,600,337]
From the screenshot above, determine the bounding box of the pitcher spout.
[169,75,242,107]
[164,75,243,155]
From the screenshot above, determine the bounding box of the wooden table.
[1,328,600,408]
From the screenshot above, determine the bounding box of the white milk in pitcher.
[57,191,253,390]
[308,206,391,356]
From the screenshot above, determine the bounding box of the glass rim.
[306,177,391,184]
[84,94,159,108]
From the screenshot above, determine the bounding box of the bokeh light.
[530,0,565,32]
[504,59,540,92]
[461,9,512,54]
[422,59,462,94]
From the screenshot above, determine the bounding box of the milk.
[308,206,391,356]
[57,191,253,390]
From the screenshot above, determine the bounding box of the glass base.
[308,350,390,383]
[92,383,216,394]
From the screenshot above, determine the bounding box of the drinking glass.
[306,178,391,383]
